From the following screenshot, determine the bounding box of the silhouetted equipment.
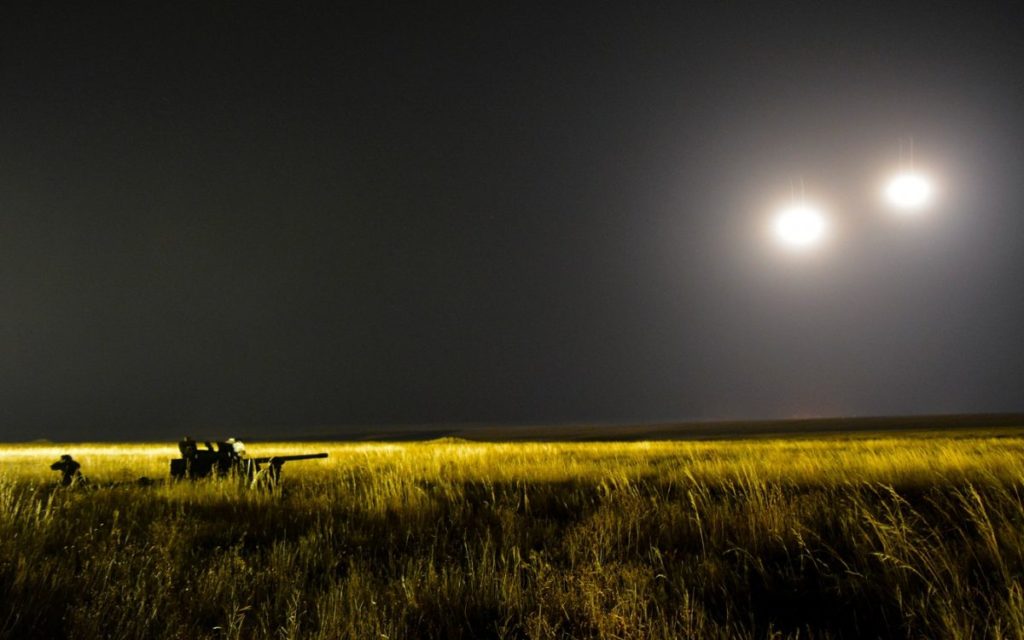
[170,437,327,482]
[50,454,82,486]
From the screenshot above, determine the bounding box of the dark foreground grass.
[2,436,1024,638]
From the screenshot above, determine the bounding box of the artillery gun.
[170,437,327,483]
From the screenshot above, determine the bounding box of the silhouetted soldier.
[178,436,198,476]
[178,436,198,458]
[214,438,246,475]
[225,437,246,460]
[50,454,82,486]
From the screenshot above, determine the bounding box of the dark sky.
[2,3,1022,439]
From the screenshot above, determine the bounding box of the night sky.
[2,3,1022,440]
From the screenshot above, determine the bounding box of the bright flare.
[773,203,826,248]
[885,172,932,210]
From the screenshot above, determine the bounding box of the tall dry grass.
[2,433,1024,638]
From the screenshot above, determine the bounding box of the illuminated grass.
[2,432,1024,638]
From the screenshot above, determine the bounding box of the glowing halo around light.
[884,172,933,210]
[773,203,827,249]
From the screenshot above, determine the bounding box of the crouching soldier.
[50,454,83,486]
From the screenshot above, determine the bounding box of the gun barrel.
[251,453,328,464]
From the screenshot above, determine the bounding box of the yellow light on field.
[773,202,827,249]
[884,171,933,211]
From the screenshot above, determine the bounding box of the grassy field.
[3,431,1024,638]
